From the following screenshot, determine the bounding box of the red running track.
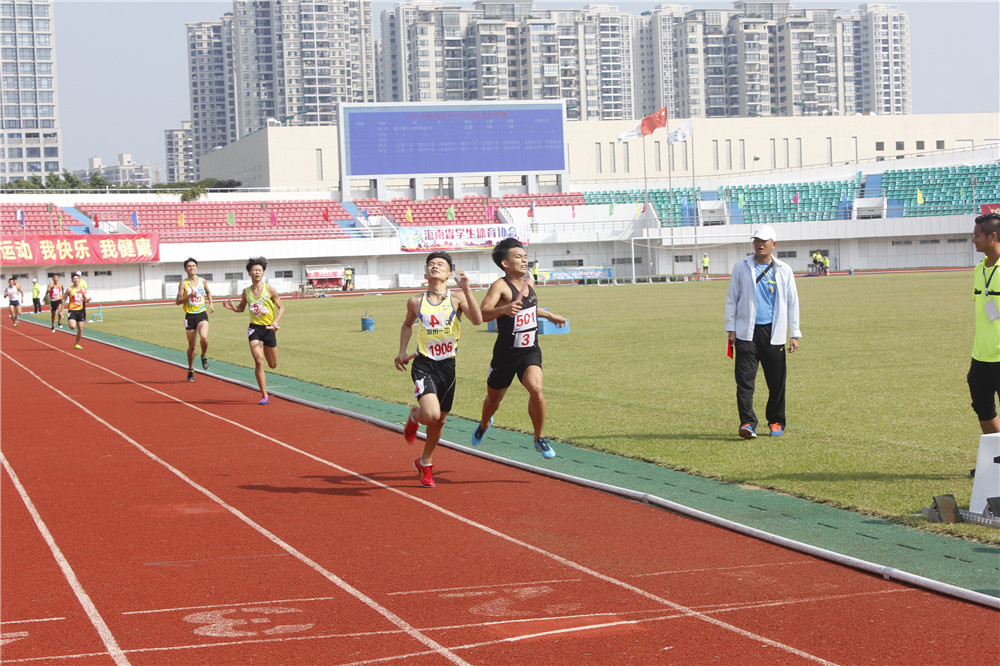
[2,322,998,665]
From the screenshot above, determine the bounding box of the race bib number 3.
[425,337,455,361]
[514,306,537,332]
[514,330,536,349]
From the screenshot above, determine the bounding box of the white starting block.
[970,433,1000,516]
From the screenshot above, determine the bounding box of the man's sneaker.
[259,395,270,406]
[414,458,435,487]
[51,327,55,333]
[738,423,757,439]
[534,437,556,459]
[187,369,194,382]
[201,355,209,370]
[403,409,419,443]
[768,423,784,437]
[471,417,492,446]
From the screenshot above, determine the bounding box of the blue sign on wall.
[340,102,567,177]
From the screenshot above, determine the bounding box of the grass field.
[89,271,997,544]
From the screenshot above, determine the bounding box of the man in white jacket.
[725,225,801,439]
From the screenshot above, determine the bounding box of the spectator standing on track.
[395,252,483,487]
[61,273,90,349]
[702,253,711,280]
[175,257,214,382]
[31,278,41,313]
[472,238,566,459]
[344,266,354,291]
[5,278,23,326]
[46,274,65,331]
[968,212,1000,444]
[725,225,801,440]
[223,257,285,405]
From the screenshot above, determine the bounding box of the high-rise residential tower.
[0,0,61,185]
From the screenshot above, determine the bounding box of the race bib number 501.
[514,306,537,332]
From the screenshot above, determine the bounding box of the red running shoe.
[413,458,435,487]
[403,409,419,443]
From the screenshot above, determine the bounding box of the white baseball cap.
[751,225,776,242]
[73,270,82,276]
[32,278,37,282]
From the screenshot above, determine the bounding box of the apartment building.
[0,0,61,185]
[186,0,375,178]
[164,121,196,184]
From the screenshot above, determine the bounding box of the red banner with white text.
[0,234,160,266]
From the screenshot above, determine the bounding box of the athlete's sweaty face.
[425,257,452,281]
[248,264,265,282]
[504,248,529,276]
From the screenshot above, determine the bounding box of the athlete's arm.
[479,278,517,322]
[538,308,566,326]
[268,286,285,329]
[395,296,419,370]
[204,279,214,313]
[454,270,482,325]
[223,291,247,313]
[174,280,188,306]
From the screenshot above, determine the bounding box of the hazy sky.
[53,0,999,177]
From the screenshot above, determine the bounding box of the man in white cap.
[725,224,801,439]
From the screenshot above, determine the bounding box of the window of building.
[164,274,183,282]
[777,250,797,258]
[916,141,924,150]
[895,141,904,150]
[875,141,884,151]
[675,255,693,263]
[274,270,293,279]
[552,259,583,267]
[936,140,945,149]
[224,272,242,280]
[94,270,112,277]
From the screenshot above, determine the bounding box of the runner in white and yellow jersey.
[61,273,90,349]
[223,257,285,405]
[175,257,214,382]
[394,252,482,487]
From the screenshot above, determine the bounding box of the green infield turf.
[93,271,997,544]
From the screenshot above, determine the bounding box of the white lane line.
[0,455,131,666]
[0,588,914,664]
[5,338,839,666]
[387,578,584,596]
[632,559,815,577]
[122,596,340,616]
[0,617,66,625]
[2,353,471,666]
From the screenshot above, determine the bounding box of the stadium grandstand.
[2,108,998,302]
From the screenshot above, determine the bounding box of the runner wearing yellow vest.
[395,251,482,487]
[223,257,285,405]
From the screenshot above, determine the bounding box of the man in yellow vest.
[702,254,710,280]
[395,252,483,487]
[968,213,1000,448]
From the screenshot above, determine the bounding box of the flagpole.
[665,107,675,279]
[691,120,698,275]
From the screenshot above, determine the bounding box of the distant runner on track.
[223,257,285,405]
[61,272,90,350]
[395,251,482,487]
[45,274,65,331]
[176,257,214,382]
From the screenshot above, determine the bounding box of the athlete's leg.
[185,327,197,371]
[197,320,210,357]
[249,339,268,398]
[263,344,278,369]
[479,385,508,431]
[520,365,546,441]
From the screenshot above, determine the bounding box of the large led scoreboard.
[339,101,567,179]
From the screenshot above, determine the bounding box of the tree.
[87,172,111,190]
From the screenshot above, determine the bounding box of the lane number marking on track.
[183,606,314,638]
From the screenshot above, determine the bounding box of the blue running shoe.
[738,423,757,439]
[534,437,556,459]
[768,423,784,437]
[471,417,492,446]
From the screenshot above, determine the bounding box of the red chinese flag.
[641,107,668,136]
[93,212,99,228]
[322,208,330,222]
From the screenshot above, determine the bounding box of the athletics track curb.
[26,316,1000,609]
